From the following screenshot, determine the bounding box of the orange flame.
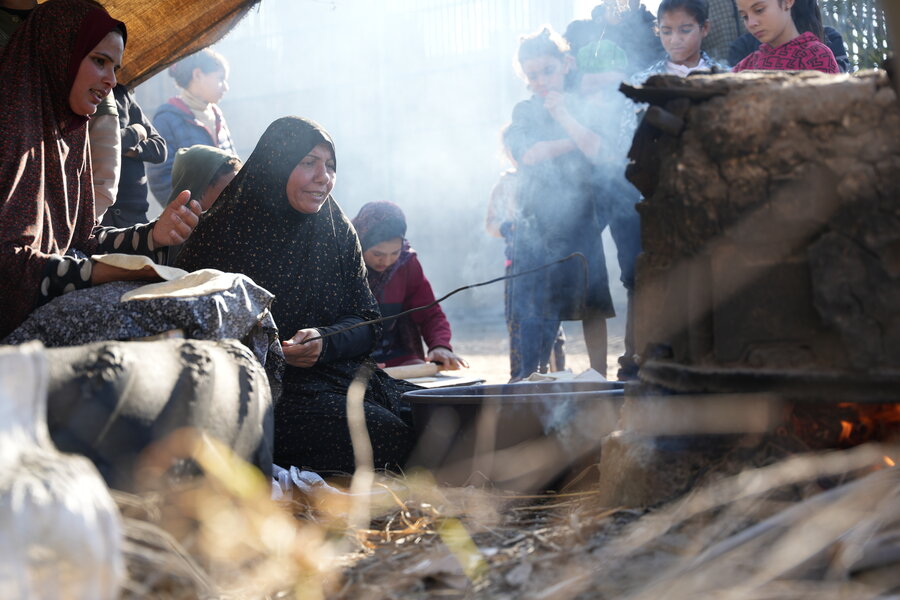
[885,456,896,467]
[833,403,900,445]
[839,420,853,442]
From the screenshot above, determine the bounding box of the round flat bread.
[91,253,188,281]
[120,269,241,302]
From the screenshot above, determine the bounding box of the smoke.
[134,0,637,333]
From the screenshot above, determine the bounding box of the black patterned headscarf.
[175,116,379,344]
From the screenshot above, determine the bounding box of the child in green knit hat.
[575,39,629,95]
[578,39,628,72]
[166,144,241,212]
[165,145,240,264]
[566,32,644,381]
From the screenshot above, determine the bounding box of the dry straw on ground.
[115,434,900,599]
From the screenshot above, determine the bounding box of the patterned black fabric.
[38,221,165,306]
[175,116,416,473]
[4,278,279,370]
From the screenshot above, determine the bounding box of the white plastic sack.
[0,342,123,600]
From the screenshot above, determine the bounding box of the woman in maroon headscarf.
[0,0,201,338]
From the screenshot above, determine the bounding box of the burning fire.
[885,456,896,467]
[790,402,900,449]
[839,421,853,442]
[834,403,900,446]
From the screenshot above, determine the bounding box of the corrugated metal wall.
[821,0,889,69]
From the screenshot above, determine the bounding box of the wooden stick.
[383,362,440,380]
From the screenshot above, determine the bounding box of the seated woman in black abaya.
[176,116,416,474]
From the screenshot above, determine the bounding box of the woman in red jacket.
[352,202,467,370]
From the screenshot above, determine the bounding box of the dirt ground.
[446,309,627,385]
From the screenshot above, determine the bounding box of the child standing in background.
[729,0,849,71]
[505,28,614,380]
[148,49,238,205]
[487,128,567,379]
[731,0,838,73]
[103,83,167,228]
[588,0,664,74]
[571,39,645,380]
[633,0,728,82]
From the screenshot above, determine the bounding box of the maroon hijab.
[0,0,126,336]
[351,201,413,298]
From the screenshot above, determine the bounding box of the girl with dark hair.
[0,0,201,338]
[505,27,614,380]
[789,0,824,39]
[731,0,839,72]
[633,0,728,81]
[351,202,467,371]
[148,48,238,204]
[728,0,850,71]
[176,117,417,474]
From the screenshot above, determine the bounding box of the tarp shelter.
[37,0,261,86]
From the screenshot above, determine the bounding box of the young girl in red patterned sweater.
[732,0,838,73]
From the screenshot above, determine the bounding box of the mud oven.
[596,69,900,506]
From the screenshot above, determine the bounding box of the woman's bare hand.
[151,190,202,248]
[427,347,468,371]
[281,328,323,368]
